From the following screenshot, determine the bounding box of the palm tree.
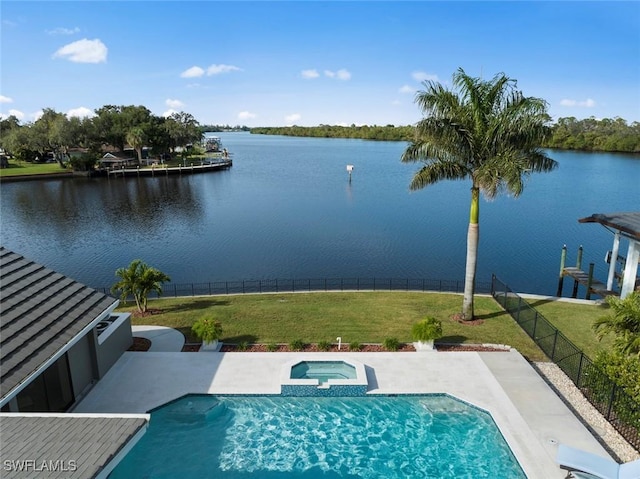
[402,68,557,320]
[126,127,146,164]
[111,259,171,313]
[593,292,640,356]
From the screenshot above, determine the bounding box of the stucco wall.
[95,314,133,378]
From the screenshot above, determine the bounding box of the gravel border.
[533,361,639,462]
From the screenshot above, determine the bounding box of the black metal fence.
[100,276,492,298]
[491,275,639,451]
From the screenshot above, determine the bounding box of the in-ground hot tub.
[290,361,357,383]
[281,358,368,397]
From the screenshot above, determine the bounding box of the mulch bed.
[132,339,508,353]
[128,337,152,351]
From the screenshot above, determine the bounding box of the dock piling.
[571,245,583,298]
[556,245,567,297]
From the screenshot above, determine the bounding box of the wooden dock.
[107,159,232,178]
[561,267,617,298]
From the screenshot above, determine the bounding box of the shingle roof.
[578,212,640,240]
[0,247,118,401]
[0,414,149,478]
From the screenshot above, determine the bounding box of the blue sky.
[1,1,639,127]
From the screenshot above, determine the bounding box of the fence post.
[225,282,228,295]
[606,385,617,419]
[191,283,194,296]
[576,353,584,388]
[308,279,311,291]
[259,280,262,293]
[516,297,523,322]
[373,278,376,291]
[551,329,559,361]
[208,282,211,295]
[275,279,278,293]
[242,280,245,294]
[324,278,327,291]
[174,284,177,297]
[532,312,538,340]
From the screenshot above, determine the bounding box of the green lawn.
[524,298,612,359]
[0,161,69,177]
[119,292,549,361]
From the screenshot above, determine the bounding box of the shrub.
[191,316,223,343]
[383,337,400,351]
[349,341,362,352]
[411,317,443,342]
[317,340,332,351]
[289,339,305,351]
[236,341,249,351]
[266,343,279,352]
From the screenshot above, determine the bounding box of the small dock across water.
[107,159,232,178]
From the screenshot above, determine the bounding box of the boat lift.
[557,212,640,299]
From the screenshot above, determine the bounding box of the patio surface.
[74,346,613,479]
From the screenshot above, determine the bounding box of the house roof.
[0,247,118,402]
[578,212,640,240]
[0,413,149,478]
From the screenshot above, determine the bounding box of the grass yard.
[118,292,548,361]
[0,161,69,177]
[524,298,612,359]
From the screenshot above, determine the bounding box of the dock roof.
[578,212,640,240]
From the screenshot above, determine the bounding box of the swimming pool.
[109,394,527,478]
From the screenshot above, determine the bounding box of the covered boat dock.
[559,212,640,299]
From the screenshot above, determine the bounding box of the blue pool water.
[110,395,527,478]
[290,361,357,383]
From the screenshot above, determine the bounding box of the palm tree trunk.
[462,187,480,320]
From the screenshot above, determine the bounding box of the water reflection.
[7,176,203,239]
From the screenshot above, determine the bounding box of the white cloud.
[399,85,415,94]
[52,38,107,63]
[301,69,319,79]
[412,71,439,82]
[285,113,301,123]
[324,69,351,80]
[163,109,179,118]
[47,27,80,35]
[238,111,257,120]
[207,64,241,75]
[32,110,43,121]
[67,107,95,118]
[560,98,596,108]
[166,98,184,109]
[0,109,24,120]
[0,95,13,103]
[181,66,205,78]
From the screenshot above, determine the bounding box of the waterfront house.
[0,247,149,478]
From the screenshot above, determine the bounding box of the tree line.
[0,105,205,171]
[251,117,640,153]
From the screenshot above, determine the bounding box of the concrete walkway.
[74,349,613,479]
[131,325,185,352]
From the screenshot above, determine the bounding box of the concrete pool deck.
[74,349,612,479]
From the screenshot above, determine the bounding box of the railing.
[491,274,639,451]
[99,276,492,297]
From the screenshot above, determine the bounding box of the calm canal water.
[1,132,638,295]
